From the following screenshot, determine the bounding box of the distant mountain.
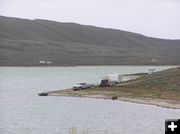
[0,16,180,66]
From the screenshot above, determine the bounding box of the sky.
[0,0,180,39]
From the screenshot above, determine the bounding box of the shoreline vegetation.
[39,67,180,109]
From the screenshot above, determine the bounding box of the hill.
[127,67,180,90]
[0,16,180,66]
[44,67,180,108]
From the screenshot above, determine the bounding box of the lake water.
[0,66,179,134]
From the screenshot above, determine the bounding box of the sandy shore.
[39,68,180,109]
[42,88,180,109]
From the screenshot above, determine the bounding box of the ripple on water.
[0,66,179,134]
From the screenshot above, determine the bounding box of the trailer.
[100,74,122,86]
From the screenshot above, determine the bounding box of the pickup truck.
[73,83,95,90]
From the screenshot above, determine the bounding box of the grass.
[1,16,180,66]
[69,127,89,134]
[46,67,180,108]
[126,67,180,91]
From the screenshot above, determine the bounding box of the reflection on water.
[0,66,179,134]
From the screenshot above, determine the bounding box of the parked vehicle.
[100,74,123,86]
[73,83,95,90]
[100,79,111,86]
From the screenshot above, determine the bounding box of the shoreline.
[42,88,180,109]
[0,65,179,67]
[38,67,180,109]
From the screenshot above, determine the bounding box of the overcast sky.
[0,0,180,39]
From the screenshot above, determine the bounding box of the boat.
[38,92,48,96]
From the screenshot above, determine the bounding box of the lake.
[0,66,179,134]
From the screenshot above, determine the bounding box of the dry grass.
[126,67,180,91]
[46,67,180,108]
[49,85,180,103]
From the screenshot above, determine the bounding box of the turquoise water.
[0,66,179,134]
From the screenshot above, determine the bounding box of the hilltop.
[0,16,180,66]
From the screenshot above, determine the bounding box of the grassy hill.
[45,67,180,108]
[127,67,180,90]
[0,16,180,66]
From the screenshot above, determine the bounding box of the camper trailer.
[100,74,122,86]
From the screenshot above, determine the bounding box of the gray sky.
[0,0,180,39]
